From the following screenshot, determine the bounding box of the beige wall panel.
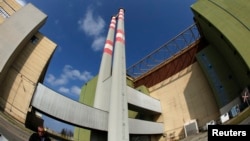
[5,0,22,11]
[155,114,163,123]
[150,91,160,100]
[150,62,220,140]
[0,36,56,124]
[0,16,4,23]
[149,65,193,93]
[13,38,56,82]
[4,102,26,123]
[0,68,35,123]
[0,3,14,15]
[0,69,21,101]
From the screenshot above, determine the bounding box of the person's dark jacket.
[29,132,51,141]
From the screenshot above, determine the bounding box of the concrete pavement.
[0,111,31,141]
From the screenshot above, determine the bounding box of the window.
[0,7,10,18]
[30,36,39,44]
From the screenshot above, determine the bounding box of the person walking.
[29,125,51,141]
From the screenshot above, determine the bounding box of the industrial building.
[74,0,250,140]
[0,0,56,130]
[0,0,249,141]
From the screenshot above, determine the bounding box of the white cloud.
[79,9,105,37]
[46,74,55,84]
[63,65,93,81]
[71,86,81,95]
[63,65,80,80]
[45,65,93,98]
[15,0,27,6]
[78,8,106,51]
[79,71,93,82]
[58,87,70,94]
[58,86,81,96]
[46,74,68,86]
[92,36,105,51]
[45,65,93,87]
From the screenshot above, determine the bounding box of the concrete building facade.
[0,0,56,125]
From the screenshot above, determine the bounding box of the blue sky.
[16,0,197,133]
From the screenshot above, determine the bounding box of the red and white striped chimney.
[94,16,117,110]
[108,8,129,141]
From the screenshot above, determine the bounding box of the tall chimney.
[108,8,129,141]
[94,16,117,110]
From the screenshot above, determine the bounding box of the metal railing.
[127,23,201,79]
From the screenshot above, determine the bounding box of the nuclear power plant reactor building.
[0,0,249,141]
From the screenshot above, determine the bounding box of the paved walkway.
[0,111,73,141]
[0,111,32,141]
